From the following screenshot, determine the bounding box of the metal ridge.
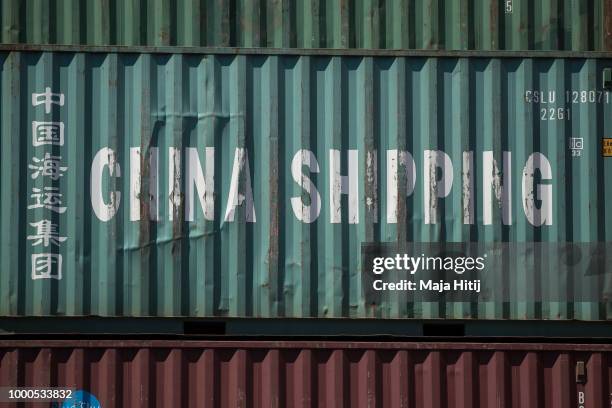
[0,43,610,58]
[1,340,612,351]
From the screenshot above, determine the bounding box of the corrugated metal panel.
[1,0,611,51]
[0,340,610,407]
[0,51,611,320]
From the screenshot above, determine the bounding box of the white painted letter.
[462,151,474,225]
[185,147,215,221]
[168,147,181,221]
[149,148,159,221]
[522,152,553,226]
[483,151,512,225]
[291,149,321,223]
[386,150,416,224]
[330,149,359,224]
[91,147,121,222]
[129,147,159,221]
[423,150,453,224]
[130,147,141,221]
[224,148,256,222]
[365,151,378,222]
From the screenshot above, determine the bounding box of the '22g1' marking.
[541,107,570,121]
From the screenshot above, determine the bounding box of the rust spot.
[605,0,612,50]
[490,0,499,35]
[158,30,170,44]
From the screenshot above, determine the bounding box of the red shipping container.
[0,340,611,407]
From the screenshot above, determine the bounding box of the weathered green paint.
[0,51,611,320]
[1,0,611,51]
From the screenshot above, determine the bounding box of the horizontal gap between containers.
[0,43,610,59]
[1,337,612,348]
[1,318,612,341]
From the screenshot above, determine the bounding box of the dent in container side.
[0,51,611,320]
[0,0,611,51]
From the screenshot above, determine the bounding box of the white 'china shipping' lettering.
[90,148,553,226]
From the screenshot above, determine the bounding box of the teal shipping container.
[1,0,611,51]
[0,49,611,320]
